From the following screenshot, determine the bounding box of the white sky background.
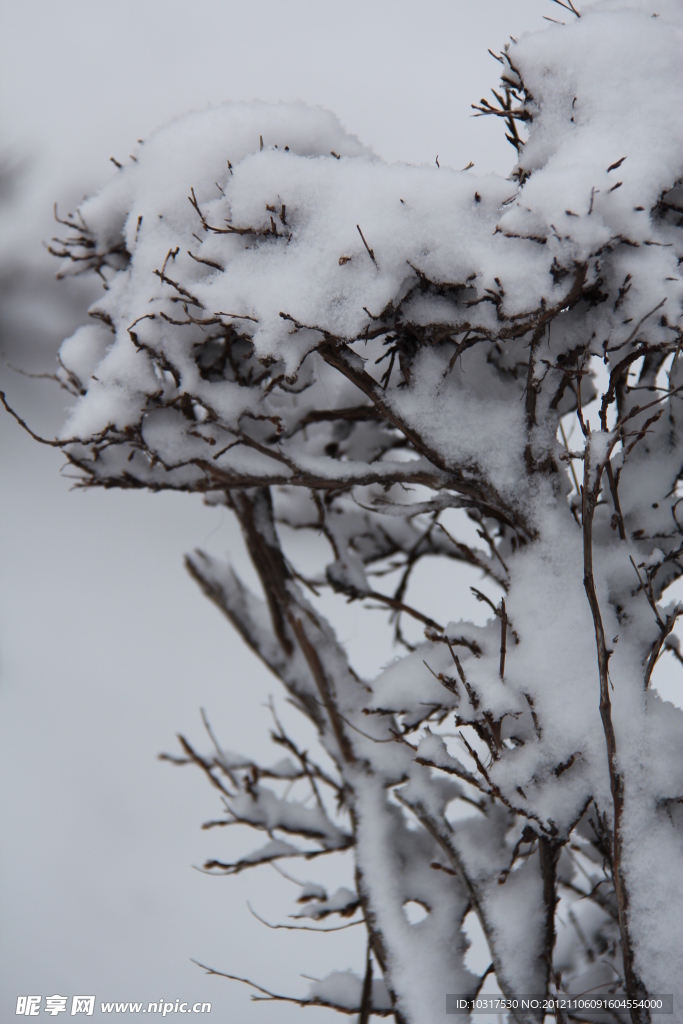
[0,0,552,255]
[0,2,583,1021]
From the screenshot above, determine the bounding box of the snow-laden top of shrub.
[52,0,682,514]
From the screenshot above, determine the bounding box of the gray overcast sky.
[1,3,564,1022]
[0,0,549,256]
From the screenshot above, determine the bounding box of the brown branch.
[247,902,362,933]
[163,734,232,798]
[190,961,394,1016]
[356,224,377,267]
[582,436,650,1018]
[359,946,374,1024]
[499,598,508,680]
[315,337,531,536]
[539,837,561,999]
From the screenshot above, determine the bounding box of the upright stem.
[582,443,649,1022]
[538,837,560,996]
[229,486,412,1020]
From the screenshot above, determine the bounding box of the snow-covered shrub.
[9,0,683,1020]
